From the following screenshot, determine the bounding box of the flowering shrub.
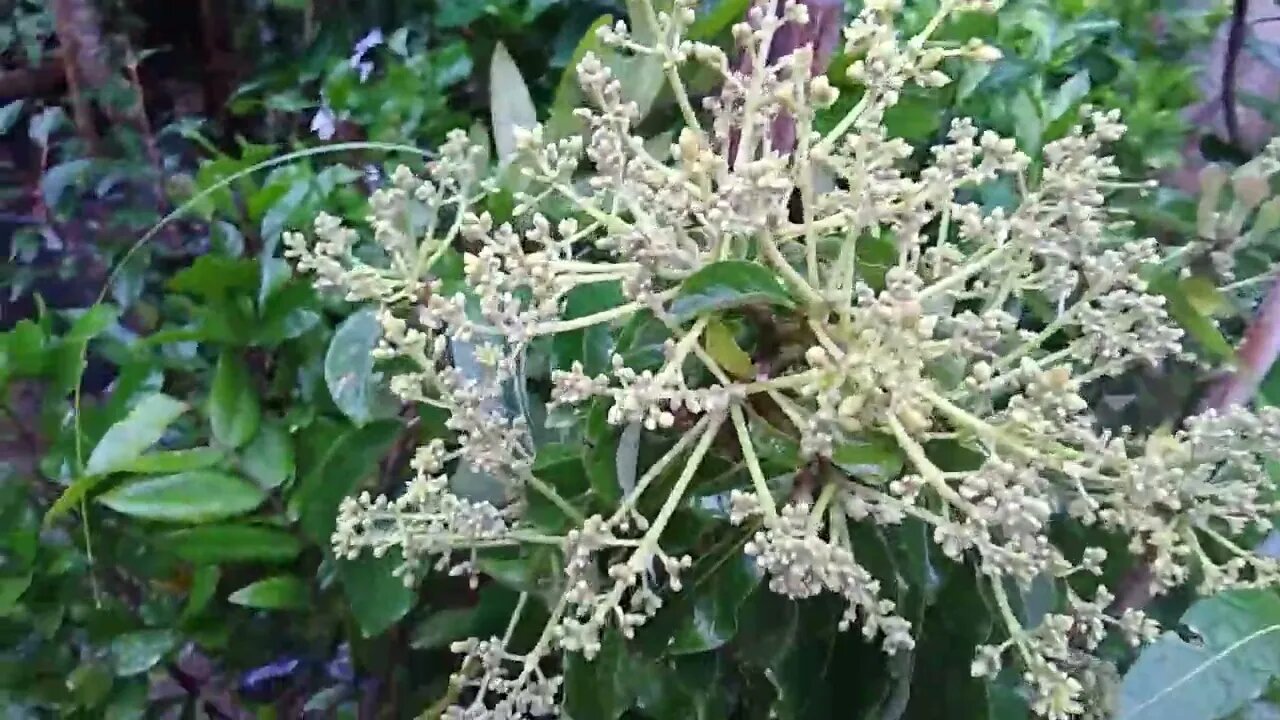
[284,0,1280,717]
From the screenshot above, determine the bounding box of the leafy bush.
[3,0,1276,718]
[279,1,1280,718]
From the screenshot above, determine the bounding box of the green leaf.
[339,550,415,637]
[1150,273,1235,361]
[41,159,93,208]
[98,471,266,523]
[1181,275,1229,318]
[228,575,308,611]
[65,304,120,342]
[490,42,537,168]
[108,447,226,475]
[182,565,220,620]
[436,0,488,27]
[0,572,32,615]
[1011,90,1043,153]
[1120,590,1280,720]
[883,95,943,142]
[553,281,625,375]
[293,420,400,543]
[209,351,261,449]
[688,0,751,40]
[168,256,259,299]
[67,662,114,708]
[548,15,613,139]
[564,628,645,720]
[411,608,478,650]
[669,261,795,321]
[585,400,622,504]
[163,525,302,564]
[86,394,189,476]
[0,99,24,134]
[324,310,399,426]
[704,318,755,379]
[645,548,762,656]
[47,394,191,525]
[7,319,46,375]
[240,420,294,490]
[528,444,590,531]
[832,433,904,484]
[110,630,176,676]
[1047,70,1090,121]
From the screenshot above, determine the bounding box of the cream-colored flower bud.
[805,346,829,366]
[968,43,1003,63]
[809,75,840,108]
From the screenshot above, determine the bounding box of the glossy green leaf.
[585,400,622,504]
[1150,273,1235,361]
[209,351,261,449]
[633,653,734,720]
[107,447,225,475]
[47,394,192,525]
[832,433,904,483]
[548,15,613,138]
[293,420,400,543]
[642,545,762,657]
[7,319,46,375]
[553,281,624,375]
[528,444,590,531]
[688,0,750,40]
[1047,70,1091,121]
[110,629,176,676]
[339,551,415,637]
[182,565,221,620]
[163,525,302,564]
[1120,590,1280,720]
[168,256,259,299]
[564,628,645,720]
[669,261,795,321]
[86,394,189,476]
[98,471,266,523]
[41,159,93,208]
[228,575,309,611]
[1011,90,1042,153]
[67,662,113,708]
[0,572,32,614]
[0,99,24,134]
[883,95,943,142]
[324,310,399,426]
[411,608,477,650]
[490,42,537,168]
[240,420,294,490]
[705,318,755,379]
[64,304,120,342]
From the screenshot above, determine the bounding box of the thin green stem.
[615,414,713,517]
[524,472,586,523]
[635,411,726,557]
[730,405,780,521]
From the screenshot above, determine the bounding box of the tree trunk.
[50,0,115,150]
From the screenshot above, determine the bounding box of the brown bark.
[50,0,113,150]
[0,52,68,98]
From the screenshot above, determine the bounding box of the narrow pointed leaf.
[490,42,537,168]
[228,575,308,610]
[98,471,266,523]
[86,394,189,476]
[163,525,302,564]
[209,351,261,448]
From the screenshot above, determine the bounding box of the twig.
[1112,273,1280,614]
[1223,0,1249,148]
